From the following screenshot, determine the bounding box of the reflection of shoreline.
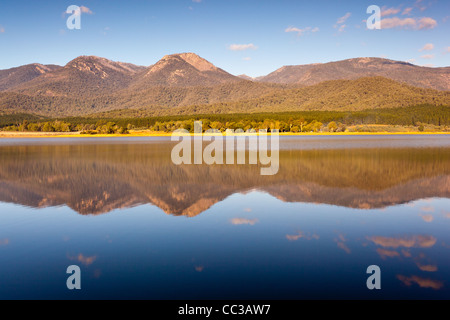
[0,131,450,139]
[0,144,448,216]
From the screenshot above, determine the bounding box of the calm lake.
[0,135,449,299]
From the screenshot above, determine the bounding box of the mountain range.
[0,53,448,117]
[259,57,450,91]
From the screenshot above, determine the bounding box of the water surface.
[0,135,449,299]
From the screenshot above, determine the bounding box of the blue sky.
[0,0,448,77]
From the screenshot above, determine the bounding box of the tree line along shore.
[0,104,448,135]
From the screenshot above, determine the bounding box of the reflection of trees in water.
[0,144,448,215]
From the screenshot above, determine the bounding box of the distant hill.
[237,74,254,81]
[117,80,282,109]
[0,64,61,91]
[11,56,146,97]
[0,77,448,117]
[259,58,450,91]
[162,77,450,116]
[0,80,283,117]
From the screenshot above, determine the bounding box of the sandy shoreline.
[0,131,449,138]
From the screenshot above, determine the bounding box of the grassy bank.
[1,129,449,138]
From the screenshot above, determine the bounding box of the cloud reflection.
[401,249,412,257]
[376,248,400,259]
[397,275,443,290]
[415,262,438,272]
[368,235,437,248]
[420,206,434,213]
[286,231,319,241]
[419,214,434,223]
[334,234,351,254]
[337,242,351,254]
[195,266,204,272]
[68,253,97,266]
[230,218,259,226]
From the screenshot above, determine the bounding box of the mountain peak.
[66,56,112,78]
[175,53,218,72]
[140,53,239,87]
[67,55,105,65]
[66,56,143,77]
[157,53,219,72]
[24,63,59,75]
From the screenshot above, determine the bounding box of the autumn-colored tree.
[328,121,338,132]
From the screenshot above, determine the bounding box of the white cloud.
[228,43,258,51]
[64,5,93,17]
[444,47,450,55]
[0,26,4,33]
[285,26,304,36]
[285,26,318,36]
[418,17,438,29]
[337,12,351,25]
[381,7,401,17]
[334,13,351,32]
[381,17,437,30]
[421,54,435,59]
[243,57,251,61]
[80,6,93,14]
[419,43,434,51]
[415,0,432,12]
[381,17,417,29]
[402,7,413,15]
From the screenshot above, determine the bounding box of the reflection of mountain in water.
[0,143,449,216]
